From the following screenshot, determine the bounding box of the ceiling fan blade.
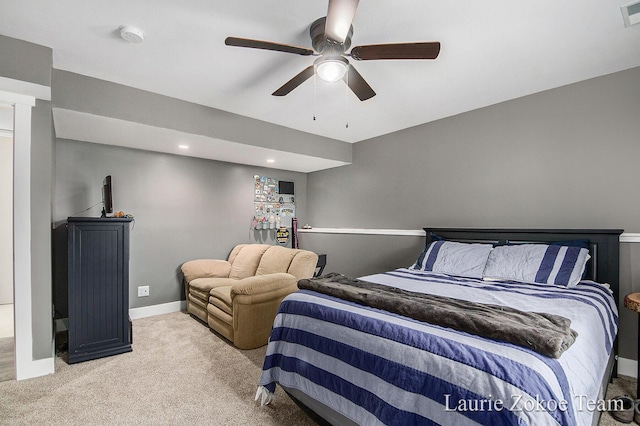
[350,42,441,60]
[225,37,315,56]
[344,65,375,101]
[325,0,359,44]
[272,65,315,96]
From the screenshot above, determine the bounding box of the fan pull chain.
[313,72,317,121]
[345,67,349,129]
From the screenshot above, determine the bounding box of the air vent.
[621,1,640,27]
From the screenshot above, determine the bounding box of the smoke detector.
[119,25,145,43]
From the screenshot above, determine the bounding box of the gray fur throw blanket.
[297,273,577,358]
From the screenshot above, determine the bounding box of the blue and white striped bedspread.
[258,268,617,426]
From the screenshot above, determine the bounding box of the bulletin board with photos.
[252,175,295,230]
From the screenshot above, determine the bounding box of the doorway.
[0,102,14,381]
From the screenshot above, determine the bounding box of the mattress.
[257,268,618,426]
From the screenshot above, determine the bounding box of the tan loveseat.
[181,244,318,349]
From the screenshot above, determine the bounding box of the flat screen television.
[101,175,113,217]
[279,180,294,195]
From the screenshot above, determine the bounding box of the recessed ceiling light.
[178,144,189,149]
[119,25,145,43]
[267,159,275,163]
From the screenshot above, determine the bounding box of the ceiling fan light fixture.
[315,56,348,83]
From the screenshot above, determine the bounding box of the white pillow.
[482,244,590,287]
[411,241,494,278]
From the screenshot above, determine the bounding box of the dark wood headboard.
[423,228,623,303]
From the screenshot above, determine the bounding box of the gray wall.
[52,70,351,164]
[308,66,640,230]
[0,34,53,360]
[53,139,308,309]
[31,99,53,359]
[304,66,640,360]
[298,233,425,278]
[0,35,51,87]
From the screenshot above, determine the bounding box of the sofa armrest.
[231,272,299,350]
[231,272,297,298]
[181,259,231,283]
[288,251,319,280]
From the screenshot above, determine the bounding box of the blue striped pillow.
[482,244,590,287]
[411,241,494,278]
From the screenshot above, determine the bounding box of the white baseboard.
[55,301,186,329]
[16,357,55,381]
[129,300,187,320]
[618,357,637,378]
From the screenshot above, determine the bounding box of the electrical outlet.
[138,285,150,297]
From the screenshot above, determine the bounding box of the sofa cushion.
[189,277,238,293]
[181,259,231,283]
[256,246,298,276]
[188,293,208,309]
[229,244,271,279]
[209,286,233,315]
[207,303,233,328]
[187,298,208,323]
[227,244,246,265]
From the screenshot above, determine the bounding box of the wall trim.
[0,78,51,102]
[618,357,637,378]
[298,228,424,236]
[55,299,188,328]
[300,228,640,241]
[0,90,36,107]
[129,300,186,320]
[620,233,640,243]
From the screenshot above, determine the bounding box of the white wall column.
[1,88,54,380]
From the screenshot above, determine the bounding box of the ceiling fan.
[225,0,440,101]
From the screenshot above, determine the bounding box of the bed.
[256,228,623,426]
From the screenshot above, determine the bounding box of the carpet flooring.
[0,310,636,425]
[602,375,640,425]
[0,311,313,426]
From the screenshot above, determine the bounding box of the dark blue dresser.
[67,217,132,363]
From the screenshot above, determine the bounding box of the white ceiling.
[1,0,639,150]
